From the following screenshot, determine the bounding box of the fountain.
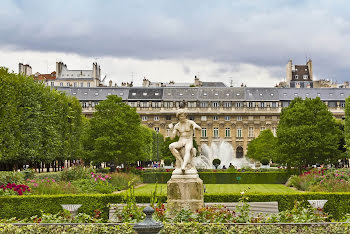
[193,141,254,169]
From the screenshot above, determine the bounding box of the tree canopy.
[277,97,341,170]
[246,129,277,162]
[83,95,154,165]
[0,67,82,170]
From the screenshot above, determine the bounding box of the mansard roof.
[56,86,350,102]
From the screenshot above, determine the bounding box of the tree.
[0,67,83,170]
[84,95,152,165]
[277,97,341,172]
[246,129,277,162]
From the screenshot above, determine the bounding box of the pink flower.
[33,183,38,187]
[94,178,97,182]
[52,179,55,183]
[101,178,106,181]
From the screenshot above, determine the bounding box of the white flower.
[240,191,245,195]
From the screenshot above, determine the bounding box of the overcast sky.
[1,0,350,87]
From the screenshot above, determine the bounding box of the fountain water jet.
[193,141,253,169]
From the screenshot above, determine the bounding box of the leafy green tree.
[0,67,83,170]
[151,131,164,161]
[246,129,277,162]
[277,97,341,172]
[84,95,152,165]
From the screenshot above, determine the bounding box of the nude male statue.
[169,109,202,174]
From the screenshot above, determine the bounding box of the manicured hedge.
[142,171,296,184]
[0,192,349,220]
[0,223,349,233]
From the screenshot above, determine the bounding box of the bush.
[59,166,95,181]
[143,171,296,184]
[109,173,141,191]
[35,172,61,182]
[27,179,79,195]
[0,172,24,186]
[71,179,115,194]
[212,159,221,169]
[260,158,270,165]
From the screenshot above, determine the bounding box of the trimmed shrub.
[143,171,296,184]
[212,159,221,169]
[260,158,270,165]
[0,192,349,220]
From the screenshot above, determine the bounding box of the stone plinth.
[167,174,204,213]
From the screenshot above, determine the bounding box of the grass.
[130,184,299,196]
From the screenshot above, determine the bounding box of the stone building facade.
[57,86,350,157]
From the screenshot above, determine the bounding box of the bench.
[109,202,279,222]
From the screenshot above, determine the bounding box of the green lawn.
[131,184,299,196]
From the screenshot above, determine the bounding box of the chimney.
[56,62,64,78]
[307,59,313,81]
[194,75,200,86]
[19,63,32,76]
[109,80,112,87]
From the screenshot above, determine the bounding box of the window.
[224,102,231,108]
[141,116,148,121]
[132,92,136,96]
[272,102,277,108]
[200,102,208,108]
[237,116,242,121]
[213,128,219,138]
[152,102,161,108]
[139,102,149,108]
[341,102,345,108]
[82,102,88,108]
[107,93,111,96]
[235,102,242,108]
[260,102,265,108]
[295,75,298,79]
[154,116,159,121]
[166,116,171,121]
[164,102,173,108]
[74,82,77,87]
[248,127,254,137]
[341,93,344,96]
[225,128,231,137]
[128,102,137,107]
[272,127,277,137]
[201,116,207,121]
[143,93,147,96]
[248,102,254,108]
[50,82,54,86]
[189,116,194,120]
[80,82,84,87]
[303,75,308,79]
[154,127,160,132]
[155,92,159,96]
[188,102,197,108]
[225,116,230,121]
[237,128,242,138]
[260,127,265,132]
[67,82,70,87]
[212,102,219,108]
[60,82,63,86]
[95,92,99,96]
[213,116,218,121]
[87,82,90,87]
[201,128,207,137]
[120,92,124,96]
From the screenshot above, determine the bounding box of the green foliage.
[142,171,296,184]
[260,157,270,165]
[212,159,221,169]
[0,171,24,185]
[286,168,350,192]
[277,97,342,170]
[247,129,277,162]
[161,136,178,163]
[59,166,95,181]
[0,67,83,168]
[0,224,134,233]
[83,95,153,165]
[152,131,164,161]
[27,179,79,195]
[161,223,350,233]
[0,192,349,220]
[109,172,141,191]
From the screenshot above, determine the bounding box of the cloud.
[0,0,350,81]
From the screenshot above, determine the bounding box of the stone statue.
[169,109,201,175]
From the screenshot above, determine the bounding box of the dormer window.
[226,93,230,96]
[143,93,147,96]
[95,92,99,96]
[155,92,159,96]
[215,93,218,96]
[132,93,136,96]
[236,93,240,96]
[303,75,308,79]
[203,93,207,96]
[305,69,308,71]
[120,92,124,96]
[179,93,183,96]
[295,75,299,79]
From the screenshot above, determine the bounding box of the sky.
[1,0,350,87]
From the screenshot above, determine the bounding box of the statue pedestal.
[167,174,204,214]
